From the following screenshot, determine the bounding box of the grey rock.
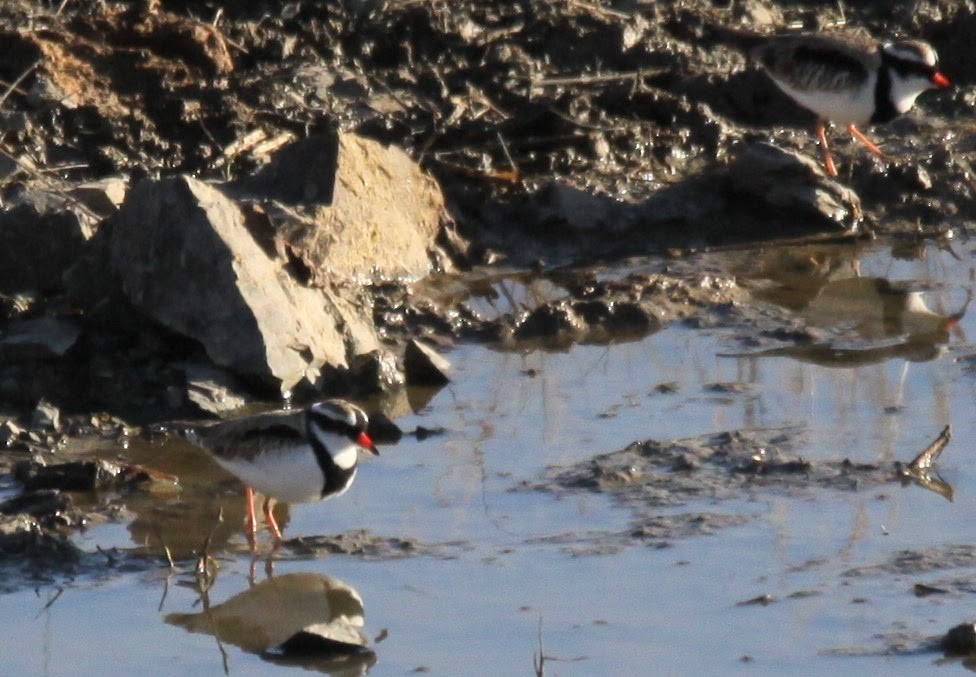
[31,399,60,431]
[351,349,406,394]
[111,175,363,393]
[403,339,451,386]
[0,316,81,361]
[727,142,862,229]
[179,362,249,414]
[0,191,96,294]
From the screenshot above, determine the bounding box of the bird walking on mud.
[709,26,951,176]
[183,399,379,546]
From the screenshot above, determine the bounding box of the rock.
[68,177,128,216]
[0,190,96,294]
[110,175,377,393]
[403,339,451,386]
[515,302,587,341]
[31,399,61,431]
[0,488,71,517]
[366,409,404,445]
[14,459,123,492]
[0,514,40,553]
[0,419,24,447]
[350,349,405,394]
[229,131,454,281]
[942,623,976,656]
[0,316,81,361]
[726,143,862,229]
[537,181,618,233]
[178,362,249,414]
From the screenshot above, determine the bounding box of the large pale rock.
[230,131,452,281]
[110,175,376,392]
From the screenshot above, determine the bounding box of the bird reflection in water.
[736,257,968,368]
[165,571,376,675]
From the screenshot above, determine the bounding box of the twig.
[566,0,631,20]
[533,615,545,676]
[0,60,40,109]
[496,132,521,184]
[529,67,669,89]
[35,586,64,618]
[195,507,224,593]
[194,508,230,674]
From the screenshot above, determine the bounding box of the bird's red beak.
[358,431,379,455]
[932,71,951,89]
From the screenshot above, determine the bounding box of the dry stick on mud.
[528,67,670,89]
[0,60,38,108]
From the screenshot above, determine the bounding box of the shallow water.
[3,237,976,675]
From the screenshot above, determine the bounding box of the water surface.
[2,237,976,675]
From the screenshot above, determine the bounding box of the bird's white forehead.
[311,401,356,426]
[883,42,937,67]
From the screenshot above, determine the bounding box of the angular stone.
[403,339,451,386]
[230,131,453,281]
[110,175,372,392]
[727,142,862,229]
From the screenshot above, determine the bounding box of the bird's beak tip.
[358,431,380,456]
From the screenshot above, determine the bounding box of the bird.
[183,399,379,544]
[710,26,951,176]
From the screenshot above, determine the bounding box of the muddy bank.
[2,0,970,416]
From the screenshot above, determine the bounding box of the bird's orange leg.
[815,120,838,177]
[847,124,890,159]
[263,496,283,543]
[244,485,258,549]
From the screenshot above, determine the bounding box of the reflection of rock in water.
[165,572,374,675]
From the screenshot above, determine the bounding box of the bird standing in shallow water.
[711,26,951,176]
[185,399,379,546]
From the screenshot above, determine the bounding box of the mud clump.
[521,425,953,552]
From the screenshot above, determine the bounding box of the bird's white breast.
[772,69,878,125]
[887,70,935,116]
[213,445,326,504]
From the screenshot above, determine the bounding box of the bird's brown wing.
[754,32,881,92]
[196,409,306,461]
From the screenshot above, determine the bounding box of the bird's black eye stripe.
[309,409,364,440]
[885,53,939,80]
